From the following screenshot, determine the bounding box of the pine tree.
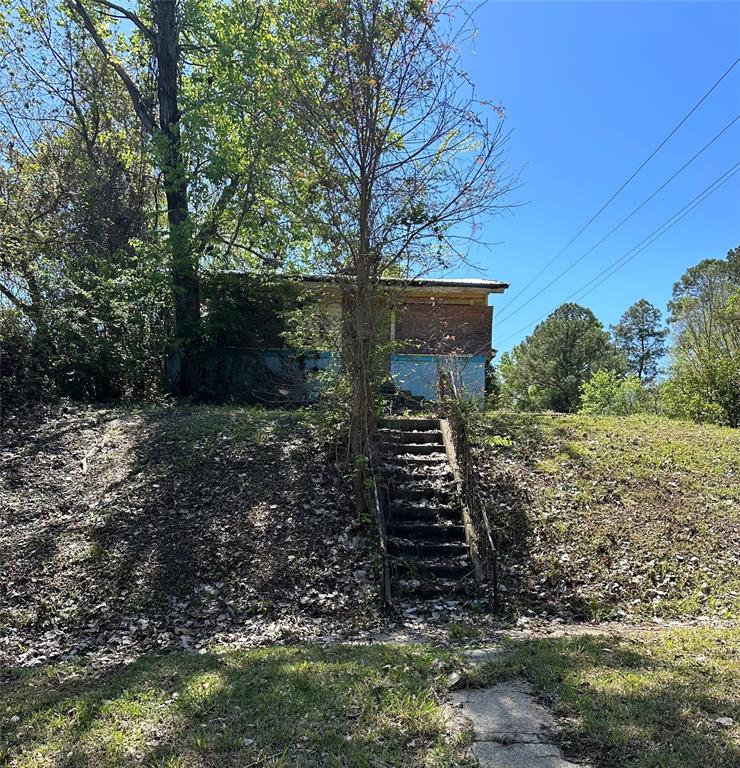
[612,299,668,382]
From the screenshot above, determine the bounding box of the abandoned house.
[200,274,509,402]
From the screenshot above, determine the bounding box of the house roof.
[298,274,509,292]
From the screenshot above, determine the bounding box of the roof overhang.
[297,274,509,293]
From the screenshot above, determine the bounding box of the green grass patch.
[0,644,473,768]
[477,412,740,620]
[473,627,740,768]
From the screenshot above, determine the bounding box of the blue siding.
[390,354,487,401]
[213,349,486,403]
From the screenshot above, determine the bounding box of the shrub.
[579,370,645,416]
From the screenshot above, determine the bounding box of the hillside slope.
[476,413,740,621]
[0,406,381,667]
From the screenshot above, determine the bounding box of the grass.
[0,644,474,768]
[477,412,740,620]
[470,627,739,768]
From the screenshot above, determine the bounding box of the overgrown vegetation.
[475,412,740,620]
[497,246,740,426]
[0,643,473,767]
[471,627,739,768]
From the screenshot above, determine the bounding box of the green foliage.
[664,247,740,427]
[611,298,668,382]
[579,370,645,416]
[201,274,302,348]
[499,303,623,413]
[0,309,42,405]
[660,354,740,426]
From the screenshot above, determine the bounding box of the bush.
[660,355,740,427]
[0,309,42,405]
[579,370,645,416]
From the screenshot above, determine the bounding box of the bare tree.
[285,0,515,512]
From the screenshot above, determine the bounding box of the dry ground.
[0,404,383,668]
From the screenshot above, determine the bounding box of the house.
[299,275,509,401]
[201,273,509,402]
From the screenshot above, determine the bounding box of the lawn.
[470,626,739,768]
[476,413,740,620]
[0,644,473,768]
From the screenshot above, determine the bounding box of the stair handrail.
[439,372,500,611]
[366,442,393,607]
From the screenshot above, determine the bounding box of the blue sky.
[455,0,740,353]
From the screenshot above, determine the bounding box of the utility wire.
[574,165,740,303]
[495,113,739,325]
[494,161,740,345]
[495,56,740,318]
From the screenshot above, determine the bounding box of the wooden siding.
[394,301,492,355]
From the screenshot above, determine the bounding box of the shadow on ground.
[477,629,739,768]
[0,643,469,768]
[0,406,380,666]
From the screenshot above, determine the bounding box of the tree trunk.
[155,0,200,396]
[343,281,376,518]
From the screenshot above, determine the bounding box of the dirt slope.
[476,413,740,622]
[0,405,381,667]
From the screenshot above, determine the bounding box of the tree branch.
[90,0,156,44]
[65,0,158,135]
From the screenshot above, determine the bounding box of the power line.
[574,166,740,303]
[495,55,740,318]
[495,113,739,326]
[494,161,740,345]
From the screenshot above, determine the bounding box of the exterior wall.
[202,348,332,403]
[394,302,493,356]
[390,353,488,402]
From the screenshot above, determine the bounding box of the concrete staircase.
[379,417,475,599]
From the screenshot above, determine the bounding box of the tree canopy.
[663,247,740,426]
[612,299,668,383]
[500,303,621,413]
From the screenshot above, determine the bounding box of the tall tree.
[612,298,668,382]
[285,0,514,511]
[500,303,621,413]
[61,0,297,395]
[0,6,164,399]
[665,247,740,426]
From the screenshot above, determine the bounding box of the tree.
[60,0,299,395]
[664,247,740,426]
[285,0,514,511]
[579,370,644,416]
[0,9,166,400]
[612,299,668,382]
[499,303,621,413]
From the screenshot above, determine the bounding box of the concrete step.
[388,522,466,542]
[389,538,468,558]
[387,442,446,456]
[380,418,440,431]
[395,558,472,581]
[379,429,443,444]
[384,460,451,474]
[390,503,462,523]
[384,455,448,468]
[396,577,472,598]
[392,484,453,502]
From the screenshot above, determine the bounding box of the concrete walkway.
[447,650,589,768]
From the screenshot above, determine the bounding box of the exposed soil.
[0,404,386,668]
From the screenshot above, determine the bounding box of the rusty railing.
[439,373,500,611]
